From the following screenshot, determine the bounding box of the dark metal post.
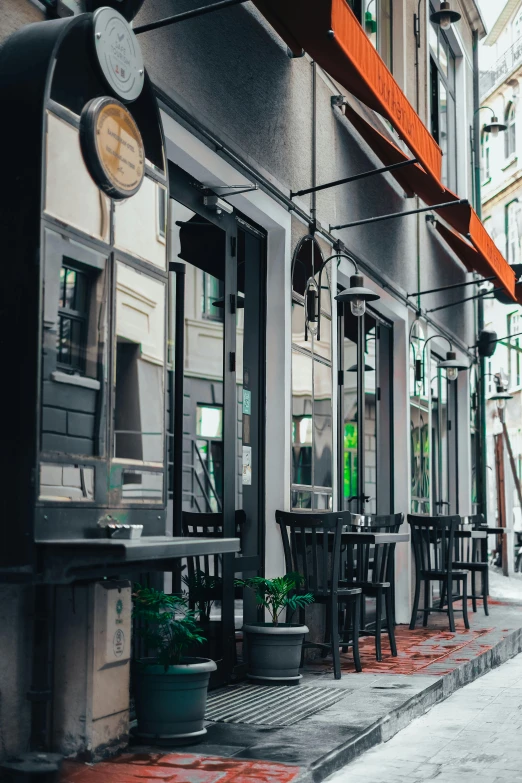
[473,28,489,523]
[357,314,366,514]
[170,262,186,538]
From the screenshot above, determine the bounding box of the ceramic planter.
[242,623,309,681]
[133,657,216,741]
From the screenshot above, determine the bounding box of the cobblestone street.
[326,651,522,783]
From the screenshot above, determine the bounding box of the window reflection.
[39,463,94,502]
[114,262,165,465]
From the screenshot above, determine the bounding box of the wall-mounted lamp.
[335,270,380,317]
[347,363,374,372]
[365,0,377,33]
[412,327,469,390]
[430,1,461,30]
[476,106,507,138]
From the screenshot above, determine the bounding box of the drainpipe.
[473,28,488,522]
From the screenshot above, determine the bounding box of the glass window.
[291,235,333,508]
[202,272,225,322]
[429,11,457,191]
[505,102,516,159]
[508,311,521,388]
[197,405,223,439]
[482,131,490,181]
[506,201,521,264]
[348,0,392,71]
[57,265,89,373]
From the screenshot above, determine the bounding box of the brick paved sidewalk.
[60,597,522,783]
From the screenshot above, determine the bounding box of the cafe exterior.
[0,0,520,766]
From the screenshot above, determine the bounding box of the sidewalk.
[61,580,522,783]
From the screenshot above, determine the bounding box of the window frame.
[347,0,393,72]
[57,261,90,374]
[429,8,457,191]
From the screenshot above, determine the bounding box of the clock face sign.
[80,96,145,199]
[93,6,144,102]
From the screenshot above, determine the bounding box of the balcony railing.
[480,38,522,98]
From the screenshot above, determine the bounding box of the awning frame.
[291,158,418,198]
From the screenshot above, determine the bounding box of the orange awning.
[342,105,517,300]
[253,0,442,183]
[253,0,517,301]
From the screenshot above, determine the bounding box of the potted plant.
[182,568,222,661]
[132,584,216,741]
[237,573,314,682]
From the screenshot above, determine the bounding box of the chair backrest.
[275,510,345,596]
[347,512,404,584]
[182,510,245,580]
[407,514,460,576]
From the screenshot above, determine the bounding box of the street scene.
[0,0,521,781]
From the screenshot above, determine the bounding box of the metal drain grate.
[205,684,346,727]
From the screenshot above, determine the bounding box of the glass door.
[169,168,265,683]
[339,301,393,514]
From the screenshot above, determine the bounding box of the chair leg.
[483,567,489,617]
[447,577,455,632]
[422,579,430,627]
[352,596,362,673]
[471,570,477,613]
[462,577,470,630]
[385,587,397,657]
[331,597,341,680]
[341,602,351,654]
[410,576,421,630]
[375,588,383,661]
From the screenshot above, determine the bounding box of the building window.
[201,272,224,322]
[506,200,521,264]
[291,235,333,510]
[429,10,457,191]
[57,263,89,373]
[347,0,392,71]
[505,101,516,159]
[481,131,490,181]
[508,311,521,388]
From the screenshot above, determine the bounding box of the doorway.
[338,294,393,515]
[168,165,266,683]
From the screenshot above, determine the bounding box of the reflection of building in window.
[429,8,457,191]
[57,264,89,373]
[196,404,223,512]
[113,262,165,466]
[291,235,333,510]
[482,131,490,180]
[202,272,224,322]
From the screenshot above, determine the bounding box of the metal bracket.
[134,0,249,35]
[291,159,418,198]
[408,275,496,298]
[210,184,258,197]
[331,199,469,231]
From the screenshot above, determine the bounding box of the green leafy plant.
[236,573,314,626]
[133,584,206,669]
[182,569,222,623]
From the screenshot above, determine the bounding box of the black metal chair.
[455,514,489,616]
[182,510,245,617]
[276,510,362,679]
[408,514,469,632]
[343,512,404,661]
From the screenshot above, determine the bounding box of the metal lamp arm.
[314,253,359,340]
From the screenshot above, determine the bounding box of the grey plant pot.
[242,623,309,682]
[133,657,217,740]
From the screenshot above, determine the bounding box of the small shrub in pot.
[237,573,314,682]
[132,584,216,741]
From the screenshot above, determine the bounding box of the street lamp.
[430,1,461,30]
[335,271,380,317]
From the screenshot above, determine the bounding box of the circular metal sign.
[80,97,145,200]
[93,7,144,103]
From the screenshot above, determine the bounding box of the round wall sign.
[93,7,144,103]
[80,96,145,200]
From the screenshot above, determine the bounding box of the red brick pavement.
[305,601,497,676]
[62,754,301,783]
